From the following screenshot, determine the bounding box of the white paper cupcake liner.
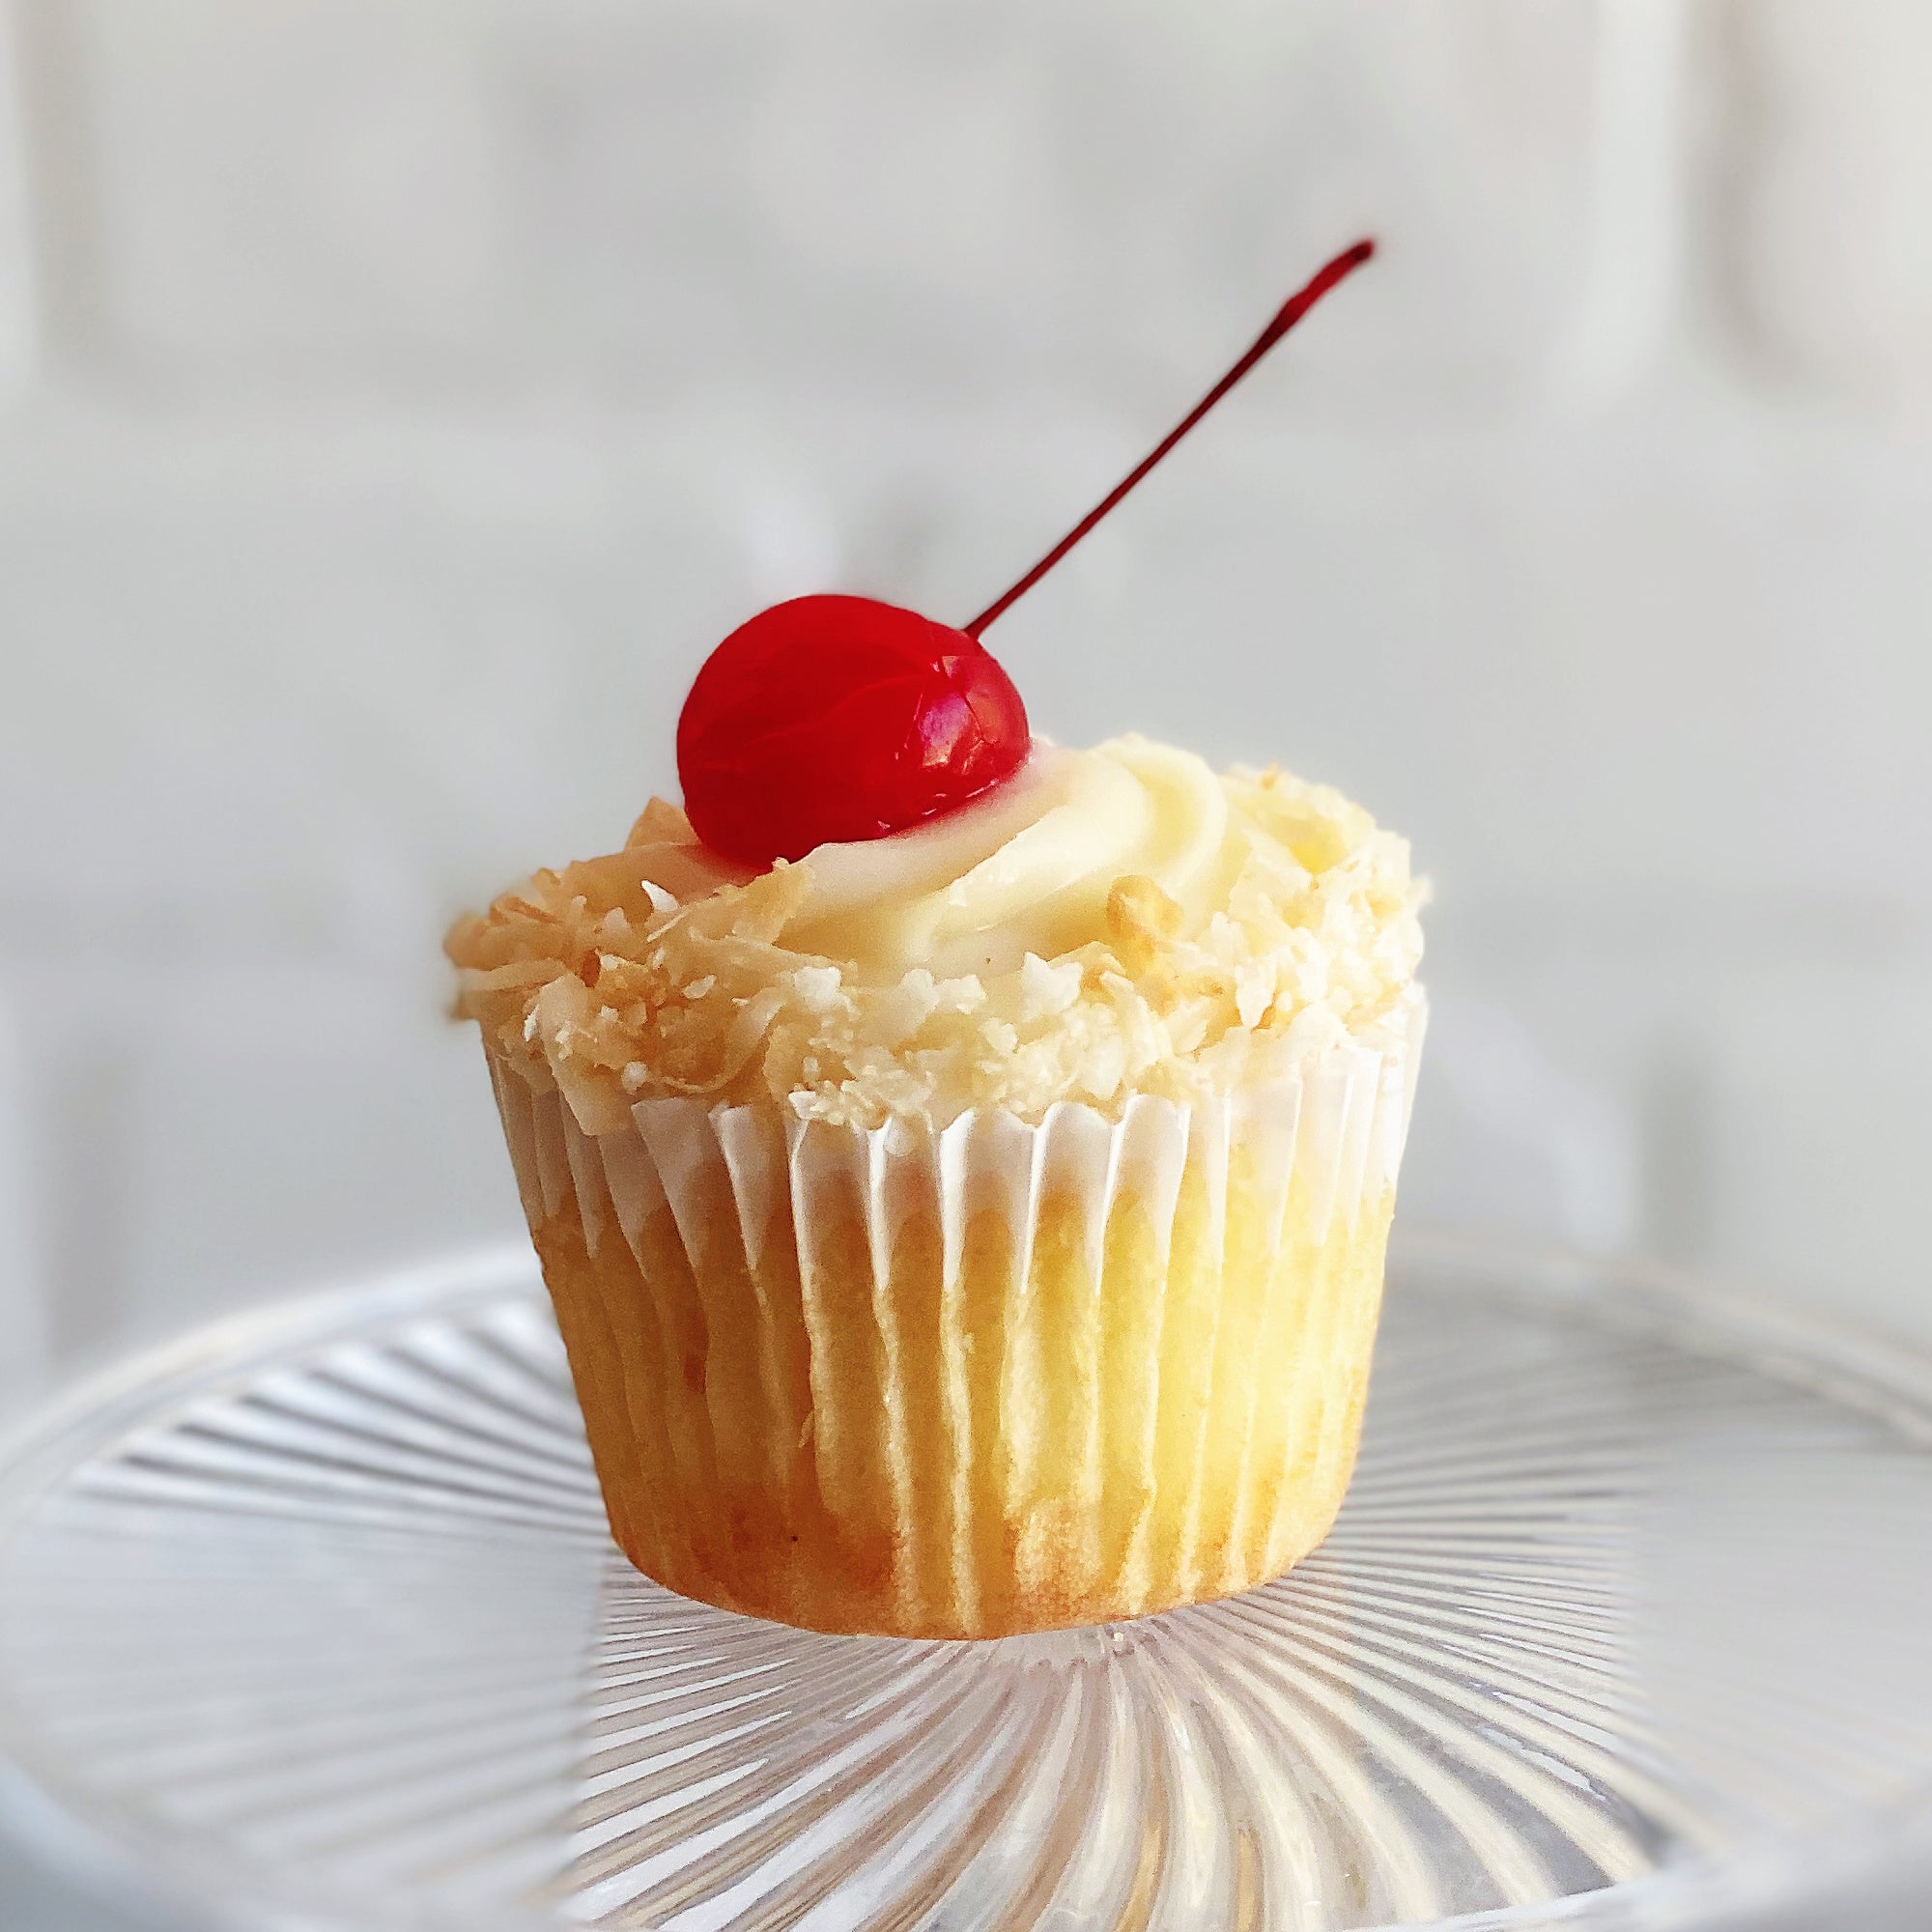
[486,998,1424,1634]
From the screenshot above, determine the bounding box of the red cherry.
[676,594,1031,867]
[673,240,1377,869]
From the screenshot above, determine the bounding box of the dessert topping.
[676,239,1377,870]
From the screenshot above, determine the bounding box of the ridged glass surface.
[2,1242,1931,1931]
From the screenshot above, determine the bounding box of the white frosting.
[781,740,1234,979]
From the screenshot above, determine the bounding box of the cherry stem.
[963,238,1377,639]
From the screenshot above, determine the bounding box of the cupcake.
[446,241,1422,1635]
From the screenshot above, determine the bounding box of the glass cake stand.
[2,1239,1931,1932]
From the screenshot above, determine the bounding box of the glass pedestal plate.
[2,1238,1930,1932]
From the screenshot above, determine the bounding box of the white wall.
[3,0,1931,1400]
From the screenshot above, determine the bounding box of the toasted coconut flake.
[626,796,693,847]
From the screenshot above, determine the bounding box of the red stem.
[963,238,1377,639]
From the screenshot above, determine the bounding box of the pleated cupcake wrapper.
[495,1035,1422,1267]
[488,1002,1423,1633]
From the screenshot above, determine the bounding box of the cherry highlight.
[963,238,1377,639]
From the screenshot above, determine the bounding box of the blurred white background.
[3,1,1932,1924]
[6,0,1932,1403]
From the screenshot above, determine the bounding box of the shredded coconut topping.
[447,737,1425,1135]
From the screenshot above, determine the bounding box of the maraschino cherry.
[677,239,1376,868]
[676,595,1030,867]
